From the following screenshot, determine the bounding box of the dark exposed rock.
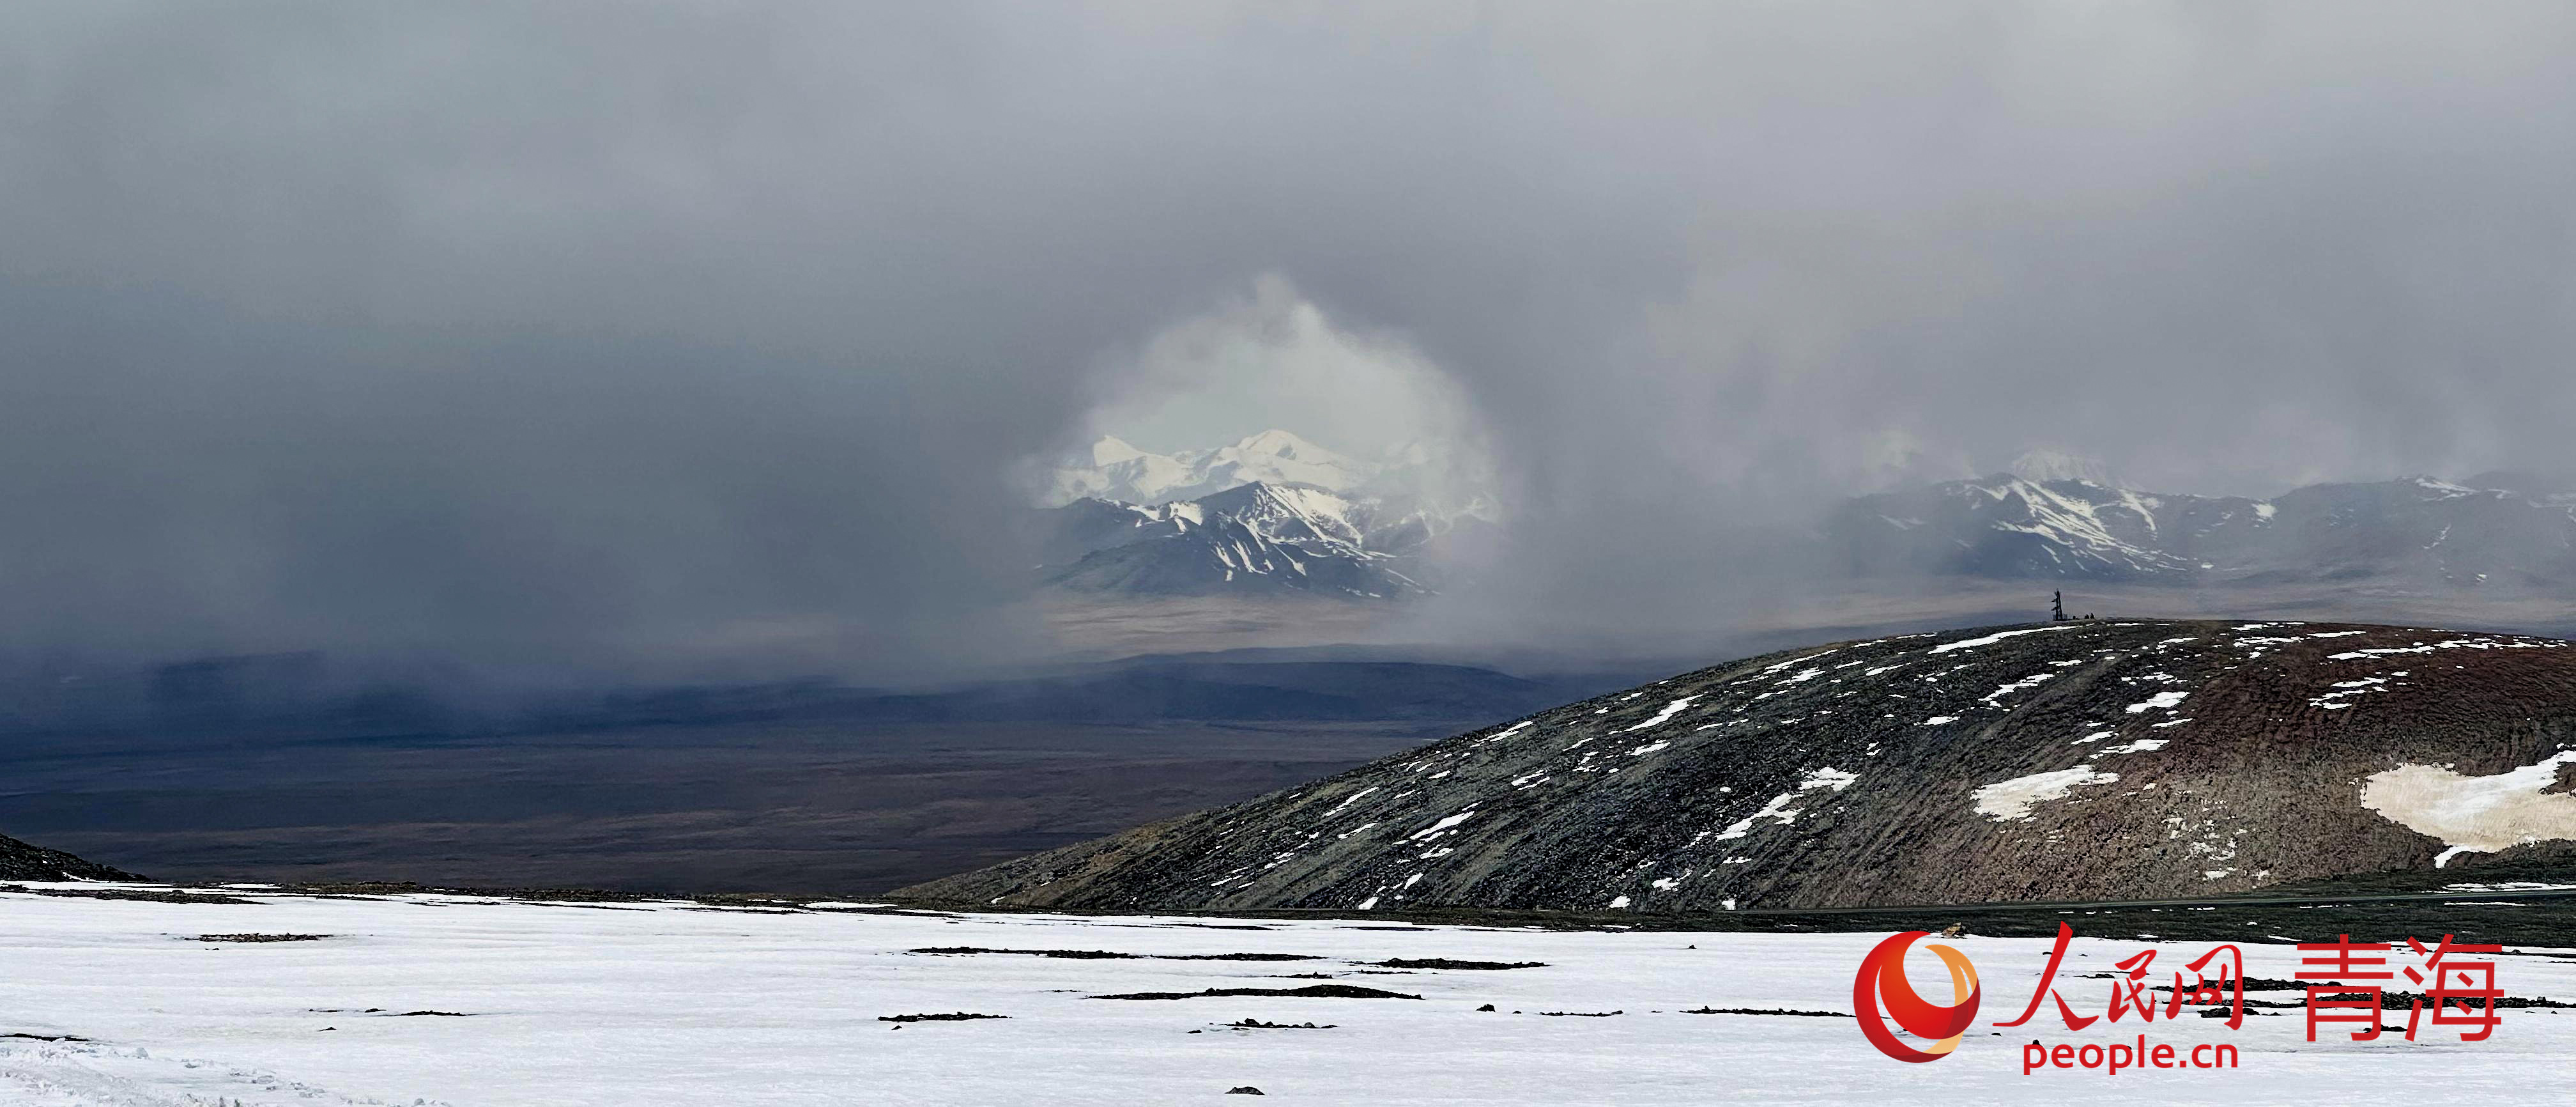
[193,933,328,943]
[1367,958,1544,970]
[0,832,137,882]
[900,620,2576,911]
[1091,984,1420,1001]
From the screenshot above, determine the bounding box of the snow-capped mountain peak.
[1087,435,1151,465]
[1227,428,1330,461]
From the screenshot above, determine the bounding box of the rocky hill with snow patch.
[901,619,2576,911]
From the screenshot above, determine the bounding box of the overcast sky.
[4,3,2573,679]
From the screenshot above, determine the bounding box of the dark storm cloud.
[3,3,2573,672]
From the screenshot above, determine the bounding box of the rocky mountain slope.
[900,619,2576,911]
[0,830,136,881]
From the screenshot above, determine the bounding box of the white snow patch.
[1713,793,1800,840]
[1928,625,2074,654]
[2330,637,2564,662]
[1407,811,1477,840]
[1922,716,1960,726]
[2312,676,2394,710]
[1973,766,2120,821]
[1979,672,2055,705]
[1623,696,1699,732]
[1322,787,1378,817]
[2124,690,2189,714]
[2100,738,2168,755]
[1799,767,1859,792]
[2360,751,2576,867]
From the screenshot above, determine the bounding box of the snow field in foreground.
[3,885,2574,1105]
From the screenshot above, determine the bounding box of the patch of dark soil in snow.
[193,933,329,942]
[1092,984,1420,1001]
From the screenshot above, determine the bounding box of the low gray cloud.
[4,3,2572,676]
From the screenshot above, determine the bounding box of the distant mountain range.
[1828,470,2576,589]
[1036,433,2576,601]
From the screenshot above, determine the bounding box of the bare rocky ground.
[903,619,2576,912]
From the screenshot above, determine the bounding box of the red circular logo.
[1853,931,1982,1062]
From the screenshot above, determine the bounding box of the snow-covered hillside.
[7,882,2573,1105]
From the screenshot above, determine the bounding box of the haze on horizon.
[5,3,2575,684]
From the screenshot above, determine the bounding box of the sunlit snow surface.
[6,885,2576,1105]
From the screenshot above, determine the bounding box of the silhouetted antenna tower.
[2051,591,2068,622]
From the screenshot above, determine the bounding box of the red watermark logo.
[1851,930,1982,1062]
[1851,924,2509,1071]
